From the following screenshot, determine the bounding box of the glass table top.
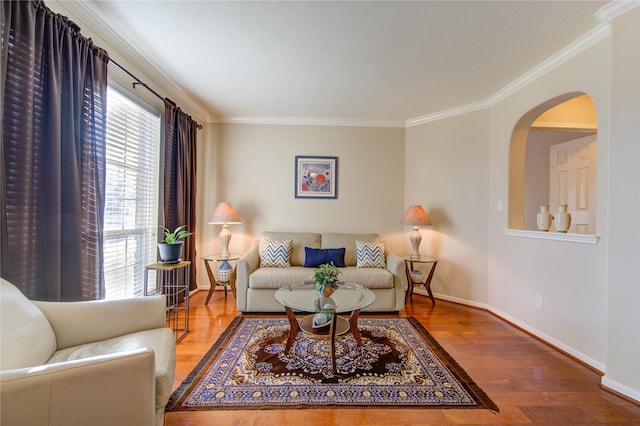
[201,254,241,262]
[275,283,375,314]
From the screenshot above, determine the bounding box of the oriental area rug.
[166,316,498,411]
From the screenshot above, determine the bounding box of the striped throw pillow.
[260,239,293,268]
[356,240,386,268]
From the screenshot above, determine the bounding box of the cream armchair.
[0,278,176,426]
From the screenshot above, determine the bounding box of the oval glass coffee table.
[274,283,375,374]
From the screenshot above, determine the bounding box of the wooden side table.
[144,260,190,342]
[202,254,240,304]
[403,256,438,305]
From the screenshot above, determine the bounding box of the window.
[104,86,161,298]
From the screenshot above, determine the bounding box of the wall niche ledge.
[503,229,600,244]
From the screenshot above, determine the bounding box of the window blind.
[104,86,160,298]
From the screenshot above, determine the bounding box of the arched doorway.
[508,93,597,233]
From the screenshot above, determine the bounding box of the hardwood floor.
[164,290,640,425]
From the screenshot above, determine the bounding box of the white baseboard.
[425,291,640,402]
[424,291,606,373]
[601,376,640,403]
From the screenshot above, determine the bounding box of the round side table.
[403,256,438,304]
[202,254,240,304]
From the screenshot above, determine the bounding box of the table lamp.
[401,205,431,260]
[208,202,241,259]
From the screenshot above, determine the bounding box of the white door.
[549,134,597,234]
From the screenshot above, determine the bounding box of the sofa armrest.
[386,251,407,310]
[34,295,166,350]
[236,240,260,311]
[1,348,156,426]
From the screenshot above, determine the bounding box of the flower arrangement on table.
[311,262,341,327]
[311,262,341,296]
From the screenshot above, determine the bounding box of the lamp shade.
[208,202,241,224]
[401,205,431,226]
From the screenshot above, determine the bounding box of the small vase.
[536,205,553,231]
[313,290,336,328]
[410,270,425,284]
[217,260,232,283]
[322,286,336,297]
[554,204,571,233]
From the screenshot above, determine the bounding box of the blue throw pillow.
[304,247,346,267]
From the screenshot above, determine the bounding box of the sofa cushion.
[303,247,346,267]
[250,266,312,289]
[261,232,320,266]
[356,240,387,268]
[47,328,176,409]
[260,239,293,267]
[0,279,57,370]
[321,233,380,266]
[339,267,394,289]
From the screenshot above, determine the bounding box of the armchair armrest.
[386,251,407,311]
[1,348,156,426]
[236,240,259,311]
[34,295,166,350]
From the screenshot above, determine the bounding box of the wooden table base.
[283,306,363,374]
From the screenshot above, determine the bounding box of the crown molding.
[596,0,640,22]
[406,22,611,128]
[222,116,406,128]
[405,99,490,127]
[486,23,611,107]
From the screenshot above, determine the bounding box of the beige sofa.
[236,232,406,312]
[0,278,175,426]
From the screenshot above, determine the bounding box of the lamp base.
[409,227,422,260]
[219,225,231,260]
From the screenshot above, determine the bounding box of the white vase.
[536,205,553,231]
[554,204,571,233]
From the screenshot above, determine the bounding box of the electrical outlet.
[535,295,544,310]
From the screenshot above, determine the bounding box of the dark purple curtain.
[164,102,198,290]
[1,0,109,300]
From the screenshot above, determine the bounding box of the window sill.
[503,229,600,244]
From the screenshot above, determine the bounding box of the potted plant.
[158,225,193,263]
[311,262,341,297]
[311,262,340,328]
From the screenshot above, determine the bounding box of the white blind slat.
[103,87,161,299]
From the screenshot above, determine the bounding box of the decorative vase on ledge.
[536,205,553,231]
[554,204,571,233]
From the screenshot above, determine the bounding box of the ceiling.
[63,1,611,127]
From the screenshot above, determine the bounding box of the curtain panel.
[1,0,109,300]
[164,102,198,290]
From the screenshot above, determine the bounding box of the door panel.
[549,134,597,234]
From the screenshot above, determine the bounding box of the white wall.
[603,7,640,401]
[405,110,491,303]
[486,34,612,370]
[195,123,407,287]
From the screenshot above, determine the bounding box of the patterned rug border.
[166,316,498,412]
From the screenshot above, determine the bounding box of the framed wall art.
[294,155,338,199]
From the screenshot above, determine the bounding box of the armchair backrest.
[0,279,57,370]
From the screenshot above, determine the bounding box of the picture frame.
[295,155,338,199]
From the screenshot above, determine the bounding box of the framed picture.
[295,155,338,199]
